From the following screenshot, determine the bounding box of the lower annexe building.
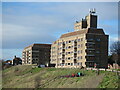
[22,44,51,66]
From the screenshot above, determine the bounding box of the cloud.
[2,2,118,49]
[2,23,57,49]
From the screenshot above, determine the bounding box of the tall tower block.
[74,8,97,31]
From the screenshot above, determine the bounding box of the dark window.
[78,39,80,42]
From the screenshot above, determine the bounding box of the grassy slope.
[2,65,119,88]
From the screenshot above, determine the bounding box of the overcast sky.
[1,2,118,60]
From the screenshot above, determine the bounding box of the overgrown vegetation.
[98,72,119,88]
[2,65,119,88]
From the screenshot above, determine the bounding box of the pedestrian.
[78,72,81,77]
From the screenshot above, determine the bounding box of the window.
[71,57,73,59]
[66,47,67,49]
[62,42,65,44]
[81,38,83,41]
[74,63,77,65]
[78,57,80,60]
[71,63,73,66]
[68,63,70,65]
[69,40,71,43]
[68,57,70,60]
[89,50,92,53]
[90,38,93,40]
[66,41,68,44]
[78,39,80,42]
[96,44,100,48]
[68,52,70,54]
[78,45,80,48]
[96,51,100,53]
[96,38,100,41]
[78,56,82,60]
[52,47,55,49]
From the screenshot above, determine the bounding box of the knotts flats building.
[50,9,109,68]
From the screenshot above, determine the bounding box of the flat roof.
[60,28,105,38]
[24,43,51,49]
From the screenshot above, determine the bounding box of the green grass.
[98,71,119,88]
[2,65,119,88]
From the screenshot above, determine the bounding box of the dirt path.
[79,74,105,88]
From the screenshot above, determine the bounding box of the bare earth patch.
[79,74,105,88]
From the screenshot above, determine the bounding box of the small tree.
[108,55,115,65]
[110,41,120,66]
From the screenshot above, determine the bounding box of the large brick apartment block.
[22,44,51,66]
[50,9,109,68]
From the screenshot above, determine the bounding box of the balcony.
[62,48,65,51]
[62,60,65,63]
[62,47,65,49]
[62,52,65,54]
[86,54,95,56]
[74,51,77,53]
[87,39,94,42]
[87,42,95,44]
[74,44,77,46]
[62,57,65,59]
[63,45,65,48]
[32,50,39,52]
[86,48,95,50]
[85,61,95,67]
[74,59,77,63]
[74,55,77,59]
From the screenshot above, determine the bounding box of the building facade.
[13,56,22,66]
[50,9,108,68]
[22,44,51,66]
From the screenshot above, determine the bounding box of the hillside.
[2,65,119,88]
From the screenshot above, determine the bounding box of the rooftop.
[60,28,105,38]
[24,43,51,49]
